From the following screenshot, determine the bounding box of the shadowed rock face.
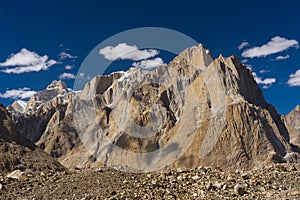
[0,104,65,173]
[8,44,298,171]
[0,103,34,149]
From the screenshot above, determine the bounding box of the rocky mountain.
[8,80,74,142]
[8,80,71,115]
[8,44,300,171]
[71,44,298,171]
[0,103,65,173]
[282,105,300,147]
[7,80,81,167]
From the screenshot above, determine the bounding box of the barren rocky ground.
[1,163,299,199]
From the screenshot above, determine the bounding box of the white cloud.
[288,69,300,87]
[132,57,165,70]
[77,72,91,81]
[273,54,290,61]
[0,87,36,99]
[58,51,77,60]
[59,73,76,79]
[78,72,85,78]
[241,59,248,63]
[0,48,57,74]
[252,71,276,88]
[259,69,271,73]
[242,36,299,58]
[99,43,159,61]
[238,41,250,50]
[65,65,73,70]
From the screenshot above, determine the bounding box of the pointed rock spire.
[179,43,213,69]
[218,54,225,62]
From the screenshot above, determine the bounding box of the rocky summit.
[1,44,300,199]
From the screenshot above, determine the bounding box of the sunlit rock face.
[283,105,300,148]
[8,44,299,171]
[71,44,295,171]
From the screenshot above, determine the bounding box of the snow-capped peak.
[8,80,73,115]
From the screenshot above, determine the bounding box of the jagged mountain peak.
[217,54,225,61]
[294,105,300,112]
[7,44,299,171]
[46,80,67,91]
[177,43,213,69]
[33,80,71,103]
[8,80,73,115]
[67,44,296,170]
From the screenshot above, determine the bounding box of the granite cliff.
[8,44,300,171]
[283,105,300,148]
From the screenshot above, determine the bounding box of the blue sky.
[0,0,299,114]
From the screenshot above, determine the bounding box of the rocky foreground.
[1,164,299,199]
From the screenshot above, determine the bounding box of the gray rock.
[234,184,245,196]
[6,170,24,180]
[241,173,250,180]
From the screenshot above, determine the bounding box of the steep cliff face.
[283,105,300,147]
[0,104,65,173]
[70,44,295,171]
[8,44,298,171]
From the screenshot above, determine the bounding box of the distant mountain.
[7,80,82,167]
[8,44,300,171]
[8,80,73,142]
[0,103,65,173]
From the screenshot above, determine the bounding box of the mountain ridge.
[6,44,300,171]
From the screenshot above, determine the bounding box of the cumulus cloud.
[99,43,159,61]
[132,57,165,70]
[0,87,36,99]
[252,72,276,89]
[58,51,77,60]
[59,73,76,79]
[288,69,300,87]
[0,48,57,74]
[238,41,250,50]
[273,54,290,61]
[64,65,73,70]
[242,36,299,58]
